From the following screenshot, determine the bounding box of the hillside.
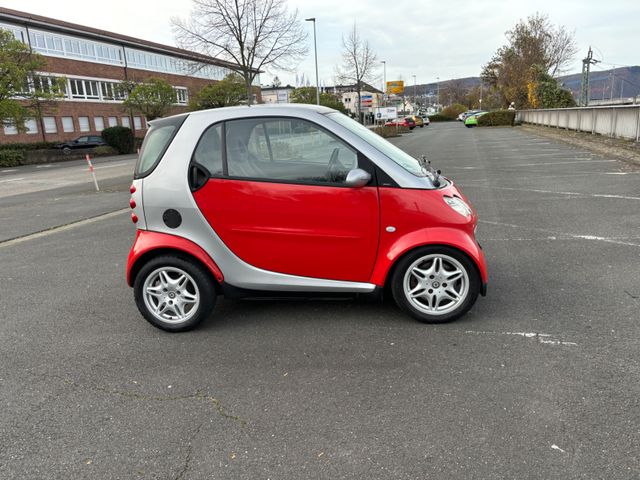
[412,66,640,102]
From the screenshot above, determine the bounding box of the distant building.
[323,83,383,118]
[260,85,295,104]
[0,7,258,143]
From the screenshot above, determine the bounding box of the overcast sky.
[4,0,639,88]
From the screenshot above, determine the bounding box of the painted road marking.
[0,208,129,248]
[0,177,25,184]
[468,185,640,201]
[465,330,578,346]
[479,219,640,248]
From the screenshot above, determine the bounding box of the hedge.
[428,114,453,122]
[0,150,24,167]
[478,110,516,127]
[0,141,58,151]
[372,125,411,137]
[102,126,134,154]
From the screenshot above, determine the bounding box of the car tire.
[420,125,424,128]
[391,246,480,324]
[62,147,71,155]
[133,255,217,332]
[465,124,473,128]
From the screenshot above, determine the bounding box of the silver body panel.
[140,104,435,293]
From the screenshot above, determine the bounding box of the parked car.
[54,135,106,153]
[457,110,481,122]
[127,105,487,331]
[420,115,430,126]
[408,115,425,128]
[464,111,488,127]
[384,117,416,129]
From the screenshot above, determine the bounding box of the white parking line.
[479,219,640,248]
[468,185,640,201]
[0,208,129,248]
[465,330,578,346]
[36,164,53,168]
[1,169,18,173]
[0,177,25,183]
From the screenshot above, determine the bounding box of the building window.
[108,117,118,127]
[32,75,65,95]
[94,117,105,132]
[43,117,57,133]
[69,79,100,100]
[78,117,90,132]
[3,121,18,135]
[175,87,188,105]
[101,82,126,101]
[133,117,142,130]
[121,117,131,128]
[62,117,74,132]
[29,28,123,66]
[25,118,38,134]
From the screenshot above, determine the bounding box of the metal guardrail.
[516,105,640,142]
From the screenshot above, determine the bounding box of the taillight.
[130,184,136,194]
[131,213,138,223]
[129,199,136,208]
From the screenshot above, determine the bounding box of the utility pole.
[381,60,386,107]
[305,18,320,105]
[580,47,598,106]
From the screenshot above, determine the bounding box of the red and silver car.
[127,105,487,331]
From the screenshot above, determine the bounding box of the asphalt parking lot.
[1,122,639,479]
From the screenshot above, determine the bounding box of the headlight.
[443,196,472,217]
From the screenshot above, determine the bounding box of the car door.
[190,117,380,283]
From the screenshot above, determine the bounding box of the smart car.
[127,105,487,331]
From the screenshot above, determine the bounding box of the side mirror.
[345,168,371,188]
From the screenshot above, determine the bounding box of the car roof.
[150,103,337,127]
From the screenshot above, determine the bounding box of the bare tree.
[172,0,308,104]
[481,13,577,108]
[337,23,378,121]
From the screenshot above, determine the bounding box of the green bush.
[477,110,516,127]
[0,141,58,151]
[0,149,24,167]
[102,126,134,154]
[93,146,118,156]
[428,114,453,122]
[440,103,467,120]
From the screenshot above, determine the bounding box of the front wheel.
[391,246,480,323]
[134,255,216,332]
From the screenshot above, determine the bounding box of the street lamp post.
[381,60,386,107]
[436,77,440,112]
[412,74,416,112]
[305,17,320,105]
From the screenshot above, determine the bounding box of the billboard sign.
[386,80,404,95]
[360,94,373,107]
[374,107,398,120]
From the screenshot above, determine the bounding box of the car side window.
[225,117,358,185]
[192,124,223,176]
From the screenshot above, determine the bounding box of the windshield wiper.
[419,155,441,187]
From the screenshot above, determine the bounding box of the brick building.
[0,7,258,144]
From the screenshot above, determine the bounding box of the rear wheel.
[391,246,480,323]
[134,255,216,332]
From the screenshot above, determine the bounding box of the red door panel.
[193,178,380,282]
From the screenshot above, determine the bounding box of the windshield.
[326,112,426,177]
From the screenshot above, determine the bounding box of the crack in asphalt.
[174,422,203,480]
[59,377,246,426]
